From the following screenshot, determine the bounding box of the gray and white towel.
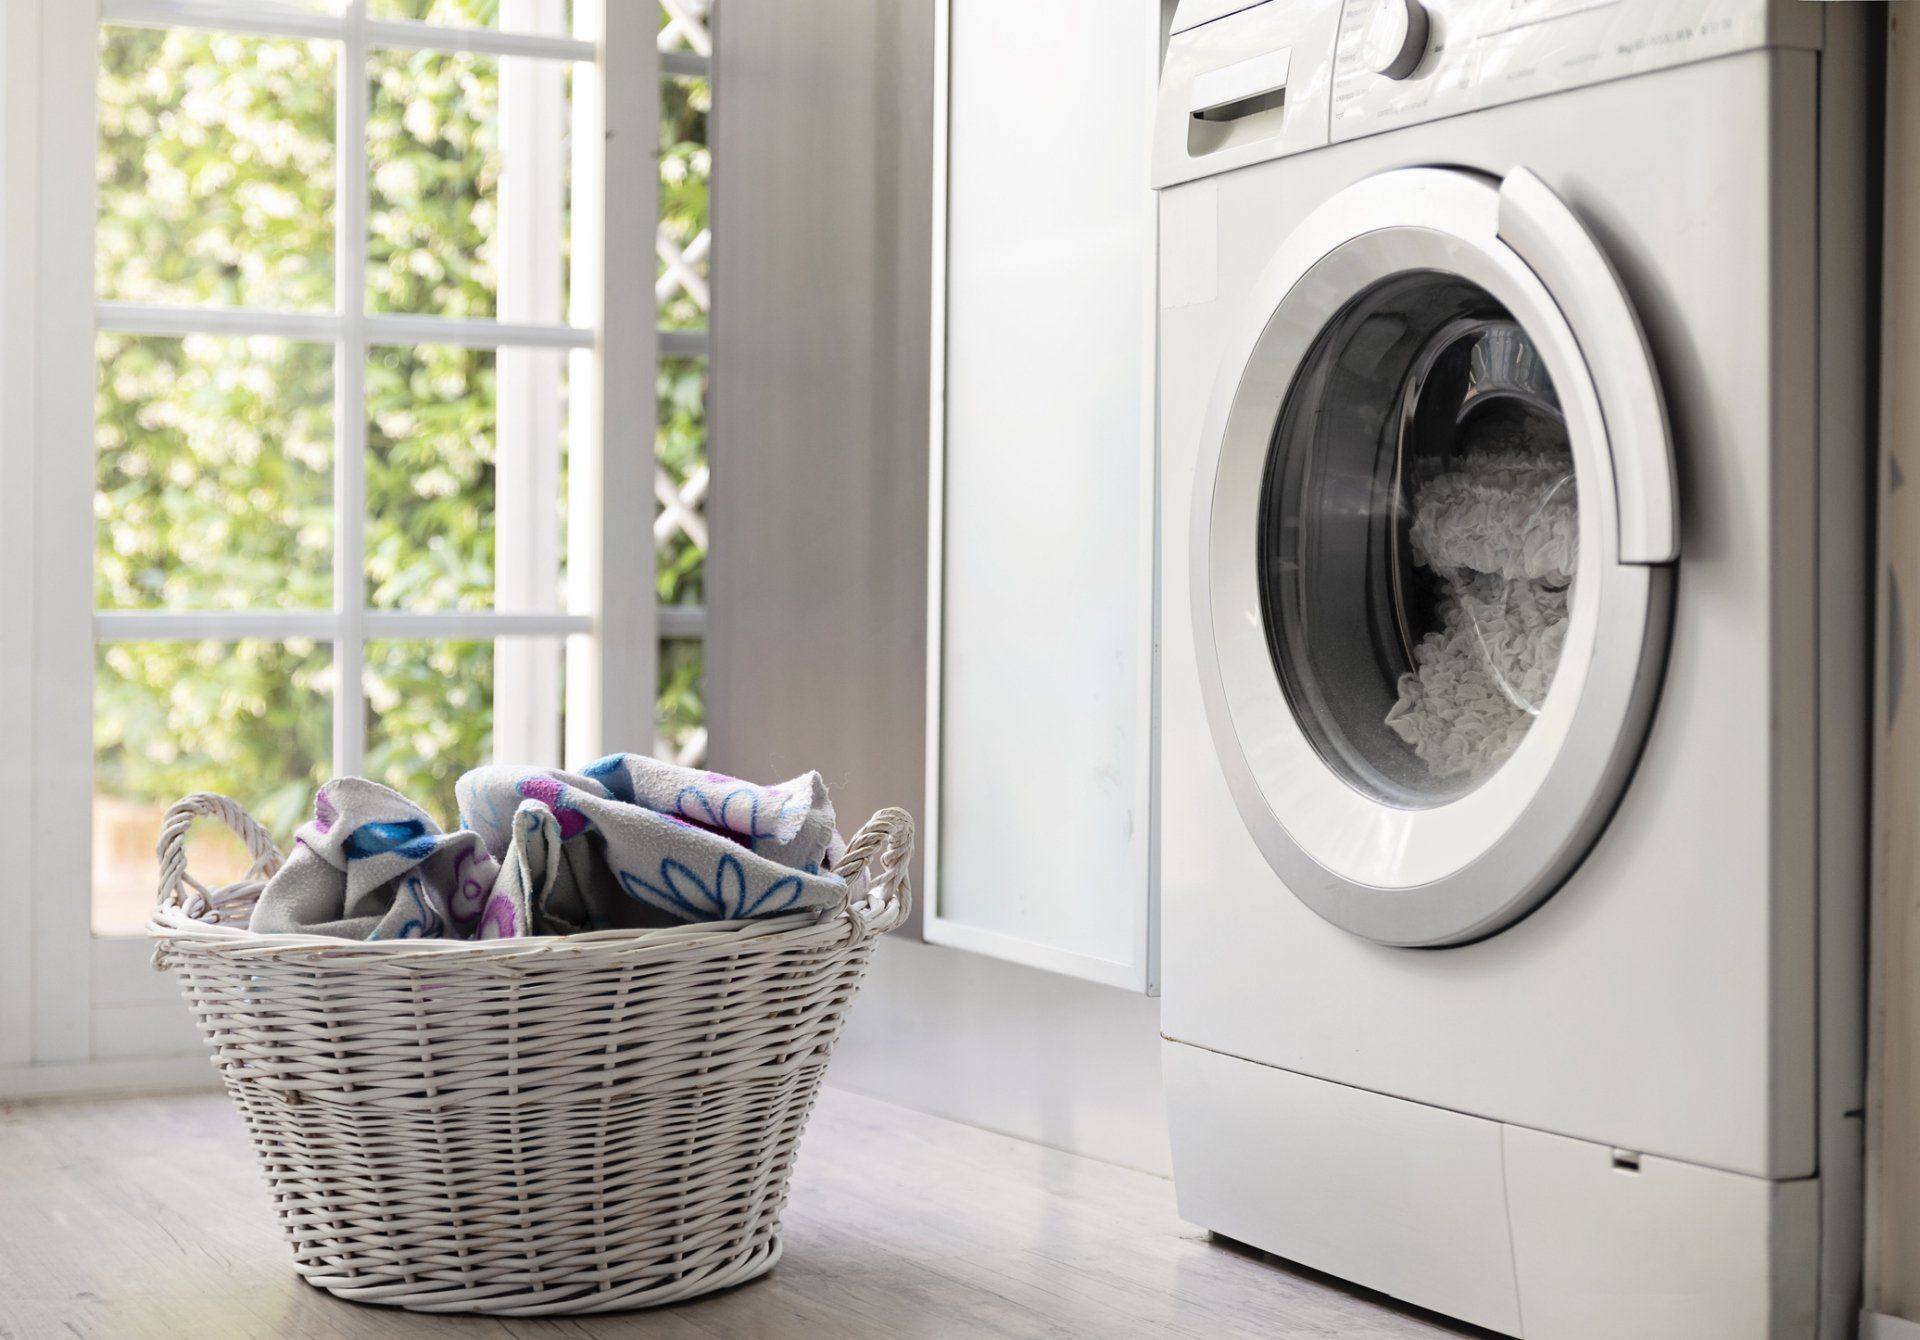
[456,755,847,936]
[1387,444,1579,782]
[247,777,503,940]
[247,754,848,940]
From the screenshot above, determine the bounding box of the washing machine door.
[1192,166,1677,947]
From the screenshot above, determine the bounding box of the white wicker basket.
[148,791,912,1316]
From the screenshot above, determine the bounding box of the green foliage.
[657,357,705,607]
[364,639,500,829]
[93,17,709,844]
[95,333,334,611]
[95,639,333,845]
[658,639,704,760]
[367,46,502,318]
[97,28,337,310]
[659,75,709,332]
[365,345,499,611]
[657,72,709,622]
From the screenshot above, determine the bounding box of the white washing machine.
[1154,1,1881,1336]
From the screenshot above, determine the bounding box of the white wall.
[706,0,1171,1176]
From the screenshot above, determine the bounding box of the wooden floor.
[0,1085,1491,1339]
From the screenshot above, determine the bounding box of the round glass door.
[1190,167,1675,946]
[1260,273,1578,810]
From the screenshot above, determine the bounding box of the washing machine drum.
[1192,167,1678,947]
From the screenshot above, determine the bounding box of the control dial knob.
[1362,0,1429,81]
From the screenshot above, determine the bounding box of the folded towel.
[247,777,504,939]
[455,755,848,935]
[1386,444,1578,783]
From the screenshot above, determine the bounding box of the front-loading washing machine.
[1153,1,1881,1335]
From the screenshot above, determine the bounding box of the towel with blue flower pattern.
[246,776,504,940]
[246,755,848,940]
[456,754,847,935]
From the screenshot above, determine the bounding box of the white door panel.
[926,0,1158,990]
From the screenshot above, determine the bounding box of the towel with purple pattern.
[454,754,848,935]
[247,777,504,940]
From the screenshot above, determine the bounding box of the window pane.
[364,637,565,828]
[367,344,568,612]
[367,345,495,609]
[93,639,333,934]
[366,48,574,319]
[97,27,337,310]
[369,0,575,34]
[658,638,704,766]
[656,356,706,607]
[96,334,334,611]
[658,75,710,331]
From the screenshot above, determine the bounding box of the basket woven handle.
[830,806,915,933]
[155,792,285,927]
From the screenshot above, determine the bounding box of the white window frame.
[0,0,684,1096]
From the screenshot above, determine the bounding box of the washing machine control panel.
[1358,0,1430,80]
[1153,0,1816,189]
[1328,0,1816,142]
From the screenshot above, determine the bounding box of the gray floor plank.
[0,1084,1487,1339]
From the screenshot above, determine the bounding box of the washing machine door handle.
[1496,167,1679,566]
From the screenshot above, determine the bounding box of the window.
[0,0,711,1087]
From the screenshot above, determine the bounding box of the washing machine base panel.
[1163,1040,1821,1338]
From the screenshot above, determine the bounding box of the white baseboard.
[0,1053,219,1101]
[1863,1311,1920,1340]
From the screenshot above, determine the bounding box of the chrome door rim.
[1190,167,1674,947]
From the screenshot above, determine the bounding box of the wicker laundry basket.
[148,791,912,1316]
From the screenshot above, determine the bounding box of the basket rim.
[149,795,914,966]
[147,896,905,963]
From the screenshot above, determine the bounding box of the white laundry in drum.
[1387,433,1579,781]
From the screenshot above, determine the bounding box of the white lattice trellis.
[655,462,709,554]
[656,228,710,313]
[659,0,711,55]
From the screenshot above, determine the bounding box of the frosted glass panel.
[932,0,1156,987]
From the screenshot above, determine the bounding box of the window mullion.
[100,0,344,44]
[564,0,657,762]
[334,0,369,777]
[93,610,594,642]
[94,303,589,351]
[363,17,592,63]
[492,0,568,767]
